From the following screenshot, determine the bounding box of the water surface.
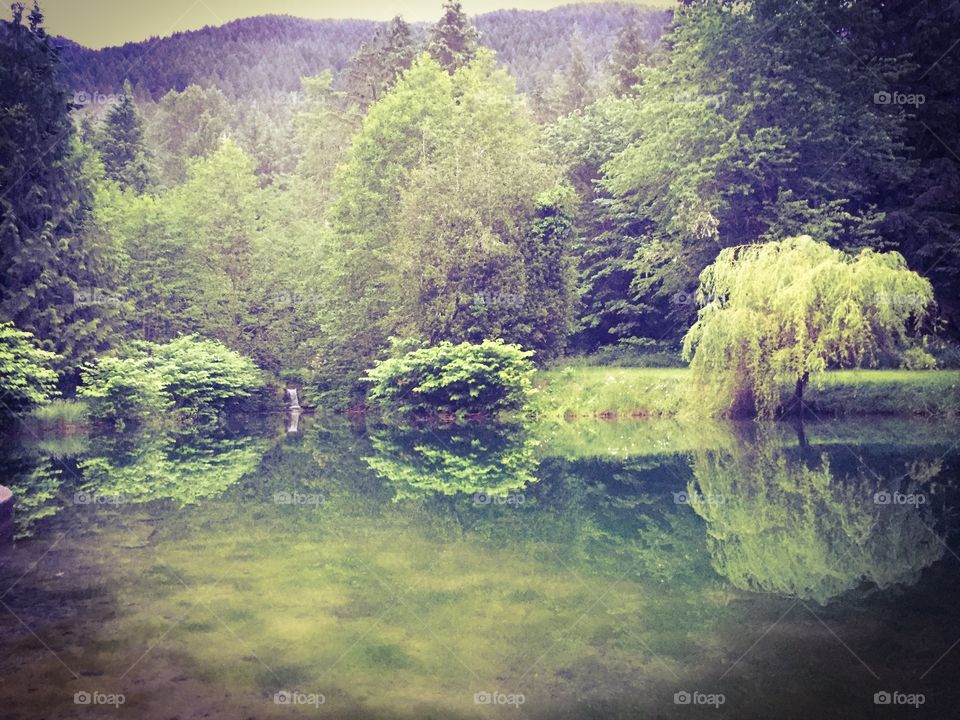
[1,415,958,718]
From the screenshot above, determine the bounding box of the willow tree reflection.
[365,423,538,501]
[688,432,945,604]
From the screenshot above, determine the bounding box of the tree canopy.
[682,236,935,416]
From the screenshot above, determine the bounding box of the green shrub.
[0,322,60,417]
[149,335,266,414]
[364,339,535,416]
[79,335,264,424]
[78,355,170,422]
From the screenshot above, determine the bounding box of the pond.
[1,414,958,718]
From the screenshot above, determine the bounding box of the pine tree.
[428,0,479,74]
[95,81,151,192]
[609,19,658,96]
[0,5,120,378]
[539,32,595,119]
[345,16,417,106]
[27,0,43,35]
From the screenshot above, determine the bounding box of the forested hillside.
[56,4,670,99]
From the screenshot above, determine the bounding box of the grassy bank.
[27,399,90,429]
[533,367,960,418]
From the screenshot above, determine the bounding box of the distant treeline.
[55,4,671,99]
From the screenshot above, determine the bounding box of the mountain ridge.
[54,3,672,98]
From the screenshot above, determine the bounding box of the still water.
[1,415,958,718]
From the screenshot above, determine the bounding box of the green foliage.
[682,236,936,417]
[0,322,60,416]
[79,335,264,424]
[77,354,170,423]
[316,51,570,405]
[583,338,685,368]
[607,17,662,97]
[537,33,596,120]
[364,339,535,417]
[571,0,913,348]
[146,84,231,186]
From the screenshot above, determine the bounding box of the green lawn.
[533,366,960,418]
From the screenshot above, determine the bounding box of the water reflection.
[1,416,958,718]
[78,429,270,505]
[0,434,82,539]
[688,427,947,604]
[365,422,539,501]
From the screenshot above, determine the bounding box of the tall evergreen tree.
[345,16,417,107]
[541,32,595,118]
[609,19,659,96]
[94,81,151,192]
[0,4,119,377]
[428,0,479,74]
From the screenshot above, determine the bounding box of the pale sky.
[36,0,675,49]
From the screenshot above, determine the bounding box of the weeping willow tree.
[682,236,936,417]
[688,437,945,605]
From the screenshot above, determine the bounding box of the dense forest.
[2,0,959,414]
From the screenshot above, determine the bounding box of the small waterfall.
[286,388,301,410]
[287,410,301,433]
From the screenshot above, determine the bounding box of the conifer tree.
[1,3,120,377]
[95,81,151,192]
[428,0,479,74]
[346,16,417,106]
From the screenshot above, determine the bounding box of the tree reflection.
[688,430,945,604]
[78,428,269,505]
[0,434,89,540]
[365,422,538,501]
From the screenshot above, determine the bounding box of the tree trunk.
[793,371,809,416]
